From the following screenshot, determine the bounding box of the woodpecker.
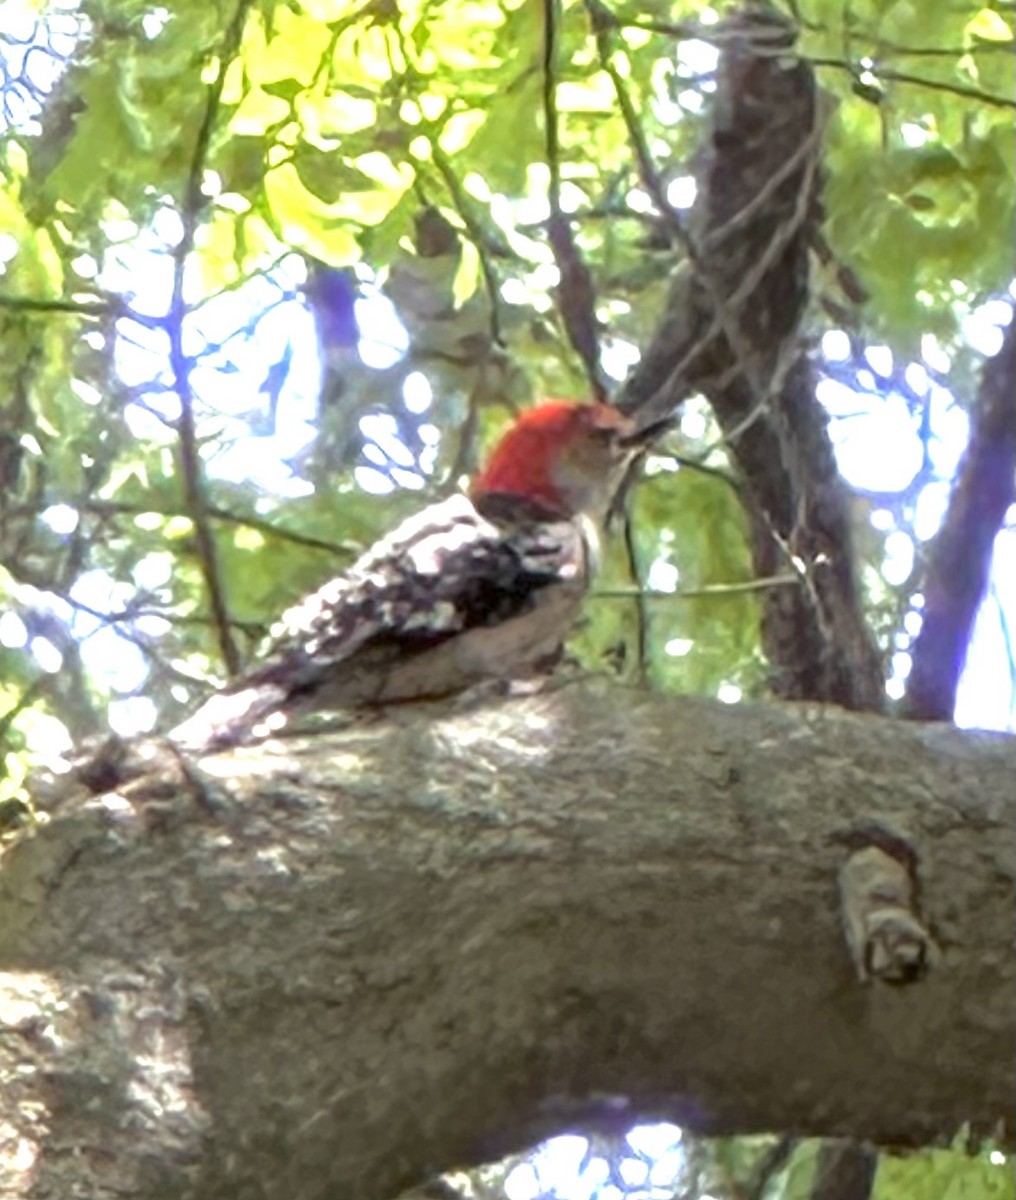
[171,401,643,750]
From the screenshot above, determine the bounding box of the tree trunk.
[1,685,1012,1200]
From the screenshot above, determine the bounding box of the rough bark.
[1,685,1013,1200]
[617,22,897,1200]
[812,1141,878,1200]
[620,7,886,714]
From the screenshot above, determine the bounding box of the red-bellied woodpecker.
[171,400,644,750]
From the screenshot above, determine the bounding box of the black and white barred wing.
[171,494,588,750]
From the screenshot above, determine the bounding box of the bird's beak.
[617,414,675,451]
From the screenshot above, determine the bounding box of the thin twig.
[0,679,45,745]
[0,294,112,318]
[543,0,607,398]
[810,56,1016,109]
[427,144,505,344]
[592,575,799,600]
[166,0,252,678]
[619,510,651,683]
[990,579,1016,724]
[51,498,361,556]
[669,454,741,491]
[442,388,483,497]
[586,0,683,232]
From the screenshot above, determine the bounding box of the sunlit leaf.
[965,8,1013,42]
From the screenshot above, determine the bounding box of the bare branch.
[810,56,1016,110]
[903,320,1016,721]
[166,0,253,678]
[542,0,606,399]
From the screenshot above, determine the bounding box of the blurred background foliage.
[0,0,1013,1195]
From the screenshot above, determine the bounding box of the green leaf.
[965,8,1013,42]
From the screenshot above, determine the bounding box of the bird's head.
[471,400,648,521]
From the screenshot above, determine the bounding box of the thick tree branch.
[2,686,1013,1200]
[619,8,884,713]
[903,320,1016,720]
